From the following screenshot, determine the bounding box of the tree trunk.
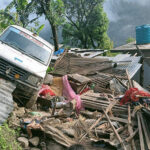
[82,36,88,48]
[51,23,59,51]
[89,34,96,48]
[83,41,87,48]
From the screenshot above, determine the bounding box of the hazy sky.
[0,0,12,9]
[104,0,149,23]
[104,0,150,46]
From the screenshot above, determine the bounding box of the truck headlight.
[26,75,40,86]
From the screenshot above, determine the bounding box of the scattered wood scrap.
[68,74,91,84]
[81,91,129,113]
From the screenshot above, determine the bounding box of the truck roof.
[10,25,54,51]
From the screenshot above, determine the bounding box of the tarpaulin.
[54,48,64,55]
[39,85,56,97]
[120,88,150,105]
[62,75,83,114]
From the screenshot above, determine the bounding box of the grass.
[0,123,22,150]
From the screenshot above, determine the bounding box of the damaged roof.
[113,54,142,79]
[95,54,142,79]
[112,41,150,52]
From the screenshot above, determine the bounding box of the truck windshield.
[0,27,51,65]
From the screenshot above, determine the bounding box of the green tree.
[4,0,38,28]
[0,0,44,34]
[0,10,14,33]
[34,0,65,51]
[126,37,135,44]
[62,0,113,49]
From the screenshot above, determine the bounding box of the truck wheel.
[26,91,38,109]
[0,79,16,125]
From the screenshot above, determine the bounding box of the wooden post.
[128,104,136,150]
[136,45,144,86]
[126,69,136,149]
[103,108,127,150]
[126,69,133,88]
[137,112,145,150]
[139,112,150,149]
[125,128,138,142]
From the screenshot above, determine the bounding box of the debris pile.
[7,52,150,150]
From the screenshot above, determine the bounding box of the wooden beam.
[128,104,136,150]
[140,113,150,149]
[103,108,127,150]
[125,128,138,142]
[137,112,145,150]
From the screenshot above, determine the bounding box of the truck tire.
[0,79,16,125]
[26,91,38,109]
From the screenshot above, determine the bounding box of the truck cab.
[0,25,54,107]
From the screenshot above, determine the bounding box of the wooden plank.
[81,92,108,98]
[125,128,138,142]
[110,117,128,124]
[82,101,127,111]
[127,104,136,150]
[103,108,127,150]
[137,112,145,150]
[140,113,150,149]
[82,100,128,111]
[105,99,118,114]
[68,74,91,84]
[81,94,124,109]
[126,69,133,88]
[81,98,128,109]
[112,124,128,136]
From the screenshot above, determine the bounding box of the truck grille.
[0,57,28,81]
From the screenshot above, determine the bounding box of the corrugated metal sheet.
[52,49,107,60]
[95,54,142,79]
[0,79,16,125]
[68,49,107,58]
[113,54,141,79]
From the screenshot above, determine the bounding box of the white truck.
[0,25,54,123]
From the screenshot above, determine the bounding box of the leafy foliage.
[35,0,65,26]
[27,23,45,35]
[0,0,44,34]
[106,51,120,57]
[0,123,22,150]
[0,10,14,33]
[62,0,113,49]
[0,0,113,50]
[5,0,38,27]
[126,37,135,44]
[34,0,65,51]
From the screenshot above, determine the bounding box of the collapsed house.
[8,50,150,150]
[112,41,150,89]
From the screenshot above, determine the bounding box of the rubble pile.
[7,52,150,150]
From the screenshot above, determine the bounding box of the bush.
[0,123,22,150]
[105,51,120,57]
